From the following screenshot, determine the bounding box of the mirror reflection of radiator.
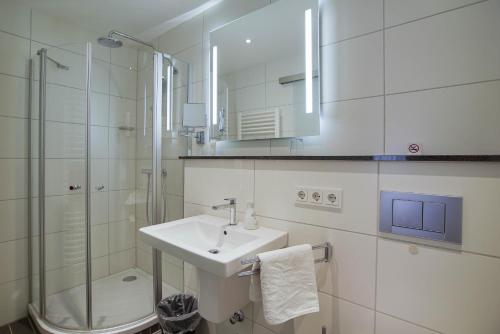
[237,109,280,140]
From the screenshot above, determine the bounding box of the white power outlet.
[324,188,343,208]
[295,187,308,202]
[309,189,323,204]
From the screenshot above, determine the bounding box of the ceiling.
[18,0,213,37]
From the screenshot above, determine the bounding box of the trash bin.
[156,294,202,334]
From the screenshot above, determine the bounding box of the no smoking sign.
[407,143,422,155]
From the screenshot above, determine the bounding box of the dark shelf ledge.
[179,155,500,162]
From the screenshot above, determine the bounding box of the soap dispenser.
[244,201,258,230]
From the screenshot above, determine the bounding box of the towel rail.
[238,242,332,277]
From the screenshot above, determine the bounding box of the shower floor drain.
[122,275,137,282]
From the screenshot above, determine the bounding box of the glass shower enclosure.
[28,41,184,333]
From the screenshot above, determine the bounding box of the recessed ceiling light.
[245,38,252,44]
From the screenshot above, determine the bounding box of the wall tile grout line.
[184,200,500,260]
[384,0,488,30]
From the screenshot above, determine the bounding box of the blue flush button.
[393,200,423,229]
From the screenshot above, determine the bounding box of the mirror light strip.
[212,46,218,125]
[305,8,313,114]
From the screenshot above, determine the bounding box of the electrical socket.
[309,189,323,204]
[324,188,343,208]
[295,187,308,202]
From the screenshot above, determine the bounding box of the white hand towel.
[259,244,319,325]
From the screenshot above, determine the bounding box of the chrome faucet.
[212,198,237,226]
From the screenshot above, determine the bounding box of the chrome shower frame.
[29,44,175,334]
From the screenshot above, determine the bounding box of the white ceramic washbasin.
[139,214,288,277]
[139,214,288,323]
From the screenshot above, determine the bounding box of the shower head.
[97,36,123,48]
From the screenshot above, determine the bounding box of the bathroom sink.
[138,214,288,278]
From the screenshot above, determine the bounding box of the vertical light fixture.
[305,8,313,114]
[166,64,173,131]
[212,45,218,125]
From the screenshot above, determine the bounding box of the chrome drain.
[208,249,220,254]
[122,275,137,282]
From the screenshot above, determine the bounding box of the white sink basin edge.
[138,214,289,278]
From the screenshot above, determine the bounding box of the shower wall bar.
[85,42,93,330]
[38,48,47,317]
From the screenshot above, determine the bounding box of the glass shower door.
[31,43,91,330]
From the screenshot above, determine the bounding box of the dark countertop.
[179,155,500,162]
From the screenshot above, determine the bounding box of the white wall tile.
[255,160,378,235]
[259,216,377,308]
[0,116,28,158]
[175,44,203,84]
[321,32,383,102]
[45,159,84,196]
[31,10,104,58]
[91,159,109,192]
[234,83,266,112]
[297,97,384,155]
[32,43,86,89]
[91,92,109,126]
[0,199,28,243]
[110,96,137,128]
[163,159,184,196]
[0,159,27,200]
[386,81,500,154]
[91,223,109,258]
[215,140,271,156]
[0,74,28,118]
[109,220,135,252]
[0,31,30,78]
[110,47,138,69]
[91,59,110,94]
[385,0,500,94]
[91,126,109,159]
[109,127,136,159]
[385,0,481,27]
[321,0,383,45]
[377,238,500,334]
[184,159,254,213]
[110,248,136,274]
[254,292,375,334]
[375,313,440,334]
[0,1,30,38]
[0,278,28,326]
[109,159,135,191]
[380,162,500,258]
[110,65,137,99]
[44,194,85,234]
[91,192,108,225]
[109,190,135,223]
[0,238,28,284]
[45,122,85,159]
[46,84,85,124]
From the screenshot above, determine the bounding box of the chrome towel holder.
[238,242,332,277]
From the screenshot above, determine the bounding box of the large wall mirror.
[209,0,320,141]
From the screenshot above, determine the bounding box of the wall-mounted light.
[305,8,313,114]
[166,65,173,131]
[212,45,218,125]
[245,38,252,44]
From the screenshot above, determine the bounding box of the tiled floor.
[0,318,162,334]
[0,318,38,334]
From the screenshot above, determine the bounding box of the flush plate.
[380,191,462,244]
